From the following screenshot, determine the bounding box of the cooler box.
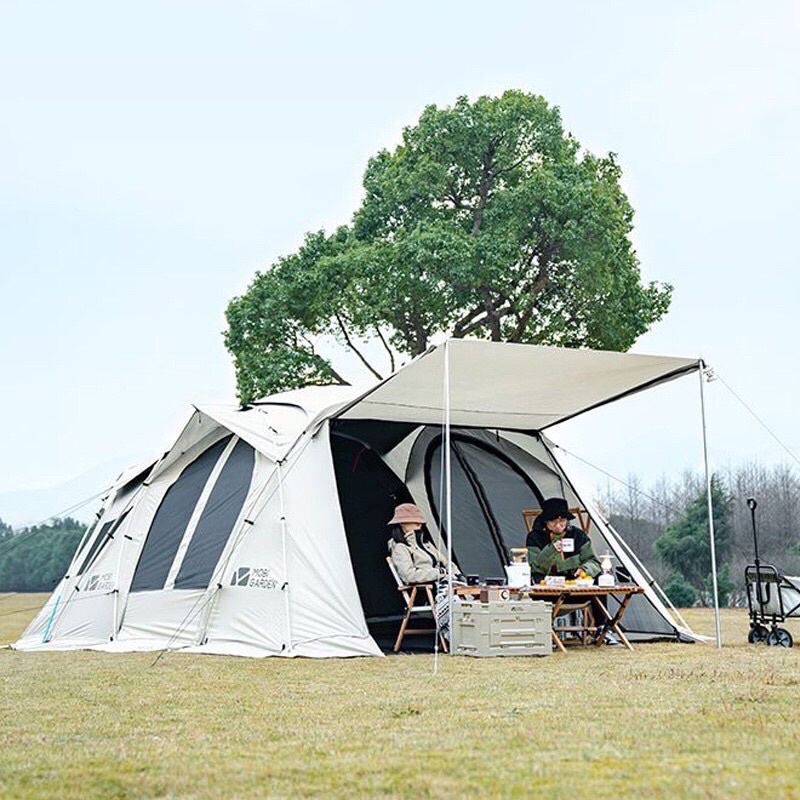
[451,599,551,657]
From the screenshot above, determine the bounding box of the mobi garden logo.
[230,566,279,589]
[85,572,115,592]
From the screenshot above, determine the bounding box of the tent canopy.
[338,339,701,430]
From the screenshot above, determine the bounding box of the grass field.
[1,594,798,799]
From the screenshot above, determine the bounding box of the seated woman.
[527,497,601,583]
[387,502,448,584]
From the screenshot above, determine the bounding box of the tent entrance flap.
[330,428,413,622]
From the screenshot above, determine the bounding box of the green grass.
[1,595,798,799]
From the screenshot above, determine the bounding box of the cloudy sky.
[2,1,798,525]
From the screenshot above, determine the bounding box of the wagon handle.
[746,497,770,611]
[747,497,759,573]
[746,497,760,566]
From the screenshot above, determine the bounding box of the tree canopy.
[0,517,85,592]
[655,476,734,605]
[225,90,672,403]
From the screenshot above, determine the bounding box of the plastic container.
[451,599,551,657]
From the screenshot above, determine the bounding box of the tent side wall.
[15,425,235,651]
[190,424,382,658]
[17,414,382,658]
[13,469,150,650]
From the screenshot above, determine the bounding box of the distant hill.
[0,457,135,529]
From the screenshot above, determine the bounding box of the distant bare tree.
[599,461,800,605]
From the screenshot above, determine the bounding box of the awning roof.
[336,339,701,430]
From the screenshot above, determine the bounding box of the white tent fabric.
[17,412,381,658]
[337,339,700,429]
[15,341,705,658]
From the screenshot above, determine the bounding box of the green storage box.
[451,599,552,657]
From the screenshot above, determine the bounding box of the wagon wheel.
[748,624,769,644]
[766,628,793,648]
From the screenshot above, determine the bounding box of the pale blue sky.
[2,1,799,524]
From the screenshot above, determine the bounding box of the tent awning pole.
[699,362,722,648]
[444,340,454,656]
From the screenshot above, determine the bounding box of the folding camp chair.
[522,506,592,537]
[386,557,448,653]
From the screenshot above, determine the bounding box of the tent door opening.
[422,432,545,581]
[330,429,413,625]
[331,424,546,627]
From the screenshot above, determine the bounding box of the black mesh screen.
[174,439,255,589]
[77,520,114,576]
[130,437,230,592]
[331,433,412,621]
[428,444,502,576]
[427,436,542,580]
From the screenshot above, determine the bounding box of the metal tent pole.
[444,340,454,655]
[277,459,293,654]
[699,362,722,648]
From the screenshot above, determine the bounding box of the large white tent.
[15,340,710,658]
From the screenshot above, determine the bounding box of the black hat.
[539,497,575,522]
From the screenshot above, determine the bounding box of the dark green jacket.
[526,523,601,581]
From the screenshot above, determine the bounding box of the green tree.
[225,90,672,402]
[655,476,733,603]
[0,517,85,592]
[663,573,698,608]
[703,565,736,608]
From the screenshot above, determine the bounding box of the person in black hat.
[526,497,601,583]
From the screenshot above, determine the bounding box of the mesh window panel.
[428,437,542,579]
[455,441,541,550]
[77,520,115,576]
[173,439,255,589]
[130,437,230,592]
[428,442,505,578]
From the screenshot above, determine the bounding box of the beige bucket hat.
[388,503,426,525]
